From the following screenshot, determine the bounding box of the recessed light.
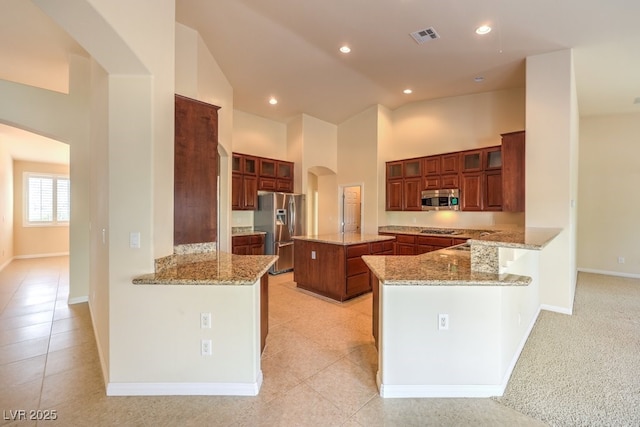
[268,97,278,105]
[474,76,485,83]
[475,25,492,35]
[403,89,413,94]
[339,45,351,54]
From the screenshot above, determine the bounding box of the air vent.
[410,27,440,44]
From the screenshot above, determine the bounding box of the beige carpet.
[495,272,640,426]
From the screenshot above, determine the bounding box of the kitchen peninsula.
[292,234,395,302]
[363,227,561,399]
[130,249,277,396]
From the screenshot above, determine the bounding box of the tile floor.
[0,256,544,426]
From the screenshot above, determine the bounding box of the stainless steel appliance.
[254,192,306,274]
[421,189,460,211]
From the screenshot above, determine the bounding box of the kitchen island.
[128,248,277,396]
[363,227,561,399]
[292,233,395,302]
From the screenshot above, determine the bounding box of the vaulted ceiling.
[1,0,640,161]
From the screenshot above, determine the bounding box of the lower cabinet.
[231,234,265,255]
[379,232,467,254]
[293,239,394,302]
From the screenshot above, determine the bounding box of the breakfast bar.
[363,227,561,398]
[127,249,277,396]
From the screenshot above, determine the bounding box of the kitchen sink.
[420,229,461,235]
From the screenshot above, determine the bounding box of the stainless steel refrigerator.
[254,192,306,274]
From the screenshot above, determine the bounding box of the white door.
[343,186,361,233]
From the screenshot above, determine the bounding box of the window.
[24,173,70,226]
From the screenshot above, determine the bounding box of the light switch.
[129,232,141,249]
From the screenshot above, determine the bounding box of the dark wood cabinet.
[380,232,465,255]
[501,131,525,212]
[403,177,422,211]
[461,172,483,211]
[460,145,504,211]
[174,94,219,245]
[233,153,294,210]
[294,238,394,302]
[231,234,265,255]
[441,153,460,174]
[485,170,503,211]
[424,156,440,175]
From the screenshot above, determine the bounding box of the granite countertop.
[378,225,491,240]
[362,248,531,287]
[292,233,396,245]
[132,251,277,286]
[468,227,562,250]
[231,227,267,237]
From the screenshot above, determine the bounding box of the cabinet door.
[423,156,440,176]
[403,177,422,211]
[424,176,441,190]
[232,153,242,173]
[259,158,276,177]
[441,153,459,174]
[484,146,502,170]
[243,156,258,175]
[277,161,292,179]
[502,131,525,212]
[386,180,403,210]
[461,150,483,172]
[441,174,459,189]
[243,175,258,210]
[403,159,422,177]
[174,95,219,245]
[386,161,403,180]
[231,173,243,210]
[396,244,416,255]
[484,170,502,211]
[276,179,293,193]
[258,177,277,191]
[461,172,483,211]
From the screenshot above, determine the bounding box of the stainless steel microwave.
[421,189,460,211]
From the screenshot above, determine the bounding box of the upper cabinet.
[501,131,526,212]
[174,95,220,245]
[384,131,525,213]
[232,153,295,210]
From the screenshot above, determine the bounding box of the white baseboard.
[88,301,110,392]
[68,296,89,305]
[578,268,640,280]
[106,373,263,396]
[0,257,13,272]
[379,383,504,398]
[14,252,69,259]
[540,304,573,315]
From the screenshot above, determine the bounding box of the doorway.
[340,184,362,234]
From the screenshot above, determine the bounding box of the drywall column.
[525,49,579,313]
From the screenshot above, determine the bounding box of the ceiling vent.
[410,27,440,44]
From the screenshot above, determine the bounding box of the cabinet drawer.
[232,236,251,246]
[417,236,453,247]
[347,257,369,276]
[370,241,384,253]
[395,234,416,244]
[346,243,370,258]
[250,235,264,244]
[346,272,370,296]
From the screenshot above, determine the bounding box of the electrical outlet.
[618,256,625,264]
[129,232,141,249]
[201,339,212,356]
[311,250,316,260]
[200,312,212,329]
[438,313,449,330]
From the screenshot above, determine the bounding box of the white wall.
[578,113,640,276]
[526,49,579,313]
[338,106,379,235]
[0,141,13,268]
[12,160,70,257]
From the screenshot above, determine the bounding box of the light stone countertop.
[292,233,396,245]
[132,251,277,286]
[362,248,531,286]
[468,227,562,249]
